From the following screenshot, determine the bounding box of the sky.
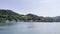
[0,0,60,17]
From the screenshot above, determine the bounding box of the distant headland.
[0,9,60,22]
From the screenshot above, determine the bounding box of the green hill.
[0,9,23,21]
[0,9,60,22]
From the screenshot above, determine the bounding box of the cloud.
[40,0,48,3]
[0,0,60,17]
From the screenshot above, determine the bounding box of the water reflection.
[27,23,35,29]
[0,22,60,34]
[0,28,4,30]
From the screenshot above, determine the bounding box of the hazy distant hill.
[53,16,60,22]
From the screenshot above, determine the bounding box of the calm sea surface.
[0,22,60,34]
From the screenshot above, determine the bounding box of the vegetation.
[0,9,60,22]
[0,9,23,22]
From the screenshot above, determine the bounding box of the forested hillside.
[0,9,60,22]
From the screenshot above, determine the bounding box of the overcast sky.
[0,0,60,17]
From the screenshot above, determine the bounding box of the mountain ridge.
[0,9,60,22]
